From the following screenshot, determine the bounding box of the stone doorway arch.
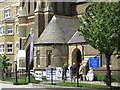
[72,48,82,66]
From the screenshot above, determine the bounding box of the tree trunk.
[2,69,4,80]
[105,54,111,87]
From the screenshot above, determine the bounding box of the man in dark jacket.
[70,63,77,82]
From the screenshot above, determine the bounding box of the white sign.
[34,71,42,81]
[42,71,46,76]
[66,67,71,80]
[46,67,63,81]
[46,68,56,81]
[56,67,63,81]
[17,50,26,59]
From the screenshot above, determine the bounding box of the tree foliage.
[0,55,10,80]
[0,55,10,69]
[79,2,120,55]
[79,2,120,86]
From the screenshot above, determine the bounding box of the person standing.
[62,63,68,80]
[79,63,84,81]
[86,67,94,81]
[70,63,77,82]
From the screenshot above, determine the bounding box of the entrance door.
[77,50,82,66]
[72,48,82,66]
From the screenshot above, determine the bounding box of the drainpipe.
[67,44,69,66]
[81,44,84,61]
[20,38,22,50]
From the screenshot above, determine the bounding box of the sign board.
[46,67,63,81]
[89,56,100,68]
[17,50,26,59]
[42,71,46,76]
[56,67,63,81]
[46,68,56,81]
[66,67,71,80]
[34,71,42,81]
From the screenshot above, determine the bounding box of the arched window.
[46,50,52,67]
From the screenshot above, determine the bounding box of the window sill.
[6,52,14,54]
[0,34,5,36]
[0,52,4,54]
[4,16,10,19]
[6,34,14,36]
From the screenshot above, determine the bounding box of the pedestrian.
[86,67,94,81]
[79,63,84,81]
[70,63,77,82]
[62,63,68,80]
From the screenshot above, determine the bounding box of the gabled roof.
[68,31,86,44]
[35,15,79,45]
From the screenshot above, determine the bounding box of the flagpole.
[28,28,34,83]
[28,63,30,83]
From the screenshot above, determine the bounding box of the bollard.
[51,68,53,85]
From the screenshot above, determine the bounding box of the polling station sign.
[89,56,100,69]
[46,68,56,81]
[46,67,63,81]
[34,71,42,81]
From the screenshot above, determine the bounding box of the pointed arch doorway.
[72,48,82,66]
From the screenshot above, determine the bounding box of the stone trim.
[28,15,35,19]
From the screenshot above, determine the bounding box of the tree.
[79,2,120,87]
[0,55,10,80]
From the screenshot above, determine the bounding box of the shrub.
[94,74,106,82]
[95,73,120,82]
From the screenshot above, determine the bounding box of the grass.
[2,76,120,89]
[3,75,43,85]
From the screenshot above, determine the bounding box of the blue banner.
[89,56,100,69]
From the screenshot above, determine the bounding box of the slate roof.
[68,31,86,44]
[35,15,79,44]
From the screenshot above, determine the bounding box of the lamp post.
[15,61,18,84]
[76,62,79,87]
[28,63,30,83]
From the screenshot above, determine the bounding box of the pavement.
[0,79,120,89]
[29,80,120,87]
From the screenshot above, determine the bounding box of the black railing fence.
[1,69,120,85]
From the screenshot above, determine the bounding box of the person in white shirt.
[86,67,94,81]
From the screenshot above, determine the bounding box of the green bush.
[94,73,120,82]
[94,74,106,82]
[111,73,120,82]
